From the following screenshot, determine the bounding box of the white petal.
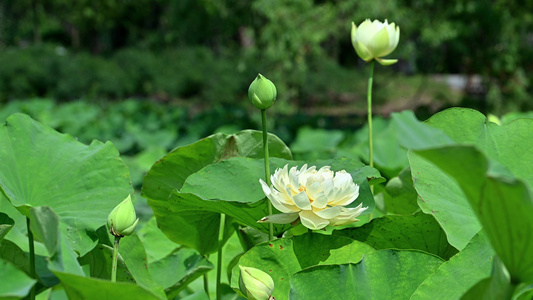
[312,194,328,209]
[292,191,312,210]
[259,179,271,197]
[269,189,298,213]
[329,204,368,226]
[299,210,329,230]
[258,213,299,224]
[313,206,342,219]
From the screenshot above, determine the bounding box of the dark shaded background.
[1,0,532,117]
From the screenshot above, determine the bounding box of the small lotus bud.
[107,195,139,237]
[487,114,501,125]
[239,266,275,300]
[248,74,277,110]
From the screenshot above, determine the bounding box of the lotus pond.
[1,18,533,300]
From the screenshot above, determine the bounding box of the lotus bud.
[107,195,139,237]
[351,19,400,66]
[248,74,277,110]
[487,114,501,125]
[239,266,275,300]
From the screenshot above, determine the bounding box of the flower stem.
[216,213,226,300]
[261,109,274,241]
[203,272,210,299]
[111,236,121,282]
[26,217,36,300]
[367,60,375,169]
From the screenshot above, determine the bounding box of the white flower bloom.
[351,19,400,66]
[259,164,367,230]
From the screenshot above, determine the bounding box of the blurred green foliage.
[0,0,532,114]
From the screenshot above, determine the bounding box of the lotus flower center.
[298,185,316,203]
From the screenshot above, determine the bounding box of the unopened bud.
[107,195,139,237]
[239,265,275,300]
[248,74,277,110]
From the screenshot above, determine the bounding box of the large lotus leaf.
[411,231,495,299]
[137,217,179,264]
[425,107,533,187]
[0,213,14,242]
[0,259,36,299]
[288,249,444,299]
[461,257,514,300]
[81,228,167,298]
[230,232,375,299]
[116,234,166,298]
[0,238,57,289]
[53,271,164,300]
[382,168,419,214]
[148,193,236,255]
[78,244,135,283]
[0,239,29,275]
[148,248,213,299]
[29,206,83,276]
[0,113,132,256]
[142,130,293,201]
[0,193,47,256]
[333,211,458,260]
[415,146,533,283]
[405,108,533,250]
[409,149,484,250]
[390,110,454,150]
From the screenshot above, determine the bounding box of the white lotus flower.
[259,164,367,230]
[351,19,400,66]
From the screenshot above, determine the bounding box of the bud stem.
[367,60,375,170]
[261,109,274,241]
[111,236,121,282]
[367,60,375,219]
[26,217,36,300]
[216,213,226,300]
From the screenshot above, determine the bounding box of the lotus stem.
[367,60,375,170]
[216,213,226,300]
[261,109,274,241]
[26,217,36,300]
[111,236,121,282]
[203,272,210,299]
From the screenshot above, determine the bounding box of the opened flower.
[259,164,367,230]
[351,19,400,65]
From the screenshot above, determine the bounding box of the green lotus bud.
[248,74,277,110]
[351,19,400,66]
[239,266,275,300]
[107,195,139,237]
[487,114,501,125]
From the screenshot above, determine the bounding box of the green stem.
[367,61,375,220]
[203,272,210,299]
[111,236,121,282]
[261,109,274,241]
[26,217,36,300]
[216,213,226,300]
[367,60,375,169]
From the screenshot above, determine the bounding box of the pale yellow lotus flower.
[259,164,367,230]
[351,19,400,66]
